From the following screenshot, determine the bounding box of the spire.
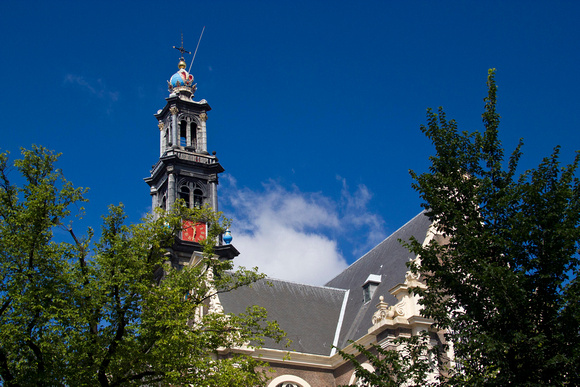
[146,38,239,264]
[168,35,197,99]
[172,32,191,57]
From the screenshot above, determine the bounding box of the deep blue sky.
[2,1,579,284]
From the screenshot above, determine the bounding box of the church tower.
[145,48,238,266]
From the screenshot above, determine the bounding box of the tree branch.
[0,348,17,386]
[110,370,164,387]
[26,311,44,376]
[98,283,127,386]
[0,296,12,319]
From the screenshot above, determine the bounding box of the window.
[190,122,197,150]
[363,285,373,304]
[193,188,203,209]
[179,186,190,208]
[362,274,381,303]
[348,362,376,386]
[180,120,187,146]
[268,375,310,387]
[165,128,170,147]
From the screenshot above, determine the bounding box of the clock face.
[182,220,207,242]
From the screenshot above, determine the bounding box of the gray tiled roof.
[219,278,348,356]
[325,211,431,348]
[220,211,431,355]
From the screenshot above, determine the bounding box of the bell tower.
[145,48,238,266]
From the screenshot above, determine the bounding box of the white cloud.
[220,177,385,285]
[336,176,386,257]
[64,74,119,102]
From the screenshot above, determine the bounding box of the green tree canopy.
[0,146,284,386]
[339,331,438,387]
[341,70,580,386]
[407,69,580,385]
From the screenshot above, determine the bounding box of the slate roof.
[219,278,348,356]
[325,211,431,348]
[219,211,431,354]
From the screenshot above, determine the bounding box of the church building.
[146,50,443,387]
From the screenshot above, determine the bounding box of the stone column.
[209,177,218,212]
[167,170,176,209]
[170,106,179,147]
[158,121,165,156]
[186,119,192,148]
[199,113,208,153]
[151,190,157,217]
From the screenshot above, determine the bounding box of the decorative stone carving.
[205,268,224,314]
[371,296,405,325]
[158,121,164,131]
[405,269,421,285]
[208,292,224,314]
[169,106,179,116]
[404,257,424,287]
[177,113,193,122]
[395,298,406,316]
[199,113,208,122]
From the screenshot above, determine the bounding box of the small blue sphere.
[223,229,233,244]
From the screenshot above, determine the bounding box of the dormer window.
[362,274,381,303]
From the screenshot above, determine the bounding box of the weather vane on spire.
[173,33,191,57]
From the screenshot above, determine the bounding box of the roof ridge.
[261,276,349,292]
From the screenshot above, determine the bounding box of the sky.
[1,1,579,285]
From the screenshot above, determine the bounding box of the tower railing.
[150,147,218,174]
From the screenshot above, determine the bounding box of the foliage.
[0,146,284,386]
[339,331,440,387]
[339,69,579,386]
[404,69,580,385]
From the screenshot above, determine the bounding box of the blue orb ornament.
[170,69,194,88]
[170,72,184,87]
[223,229,233,245]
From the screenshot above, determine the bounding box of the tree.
[339,331,439,387]
[406,69,580,385]
[341,69,580,386]
[0,146,284,386]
